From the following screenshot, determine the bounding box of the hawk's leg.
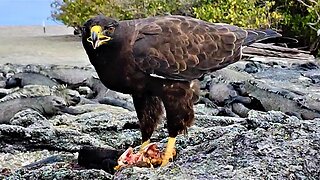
[161,85,195,166]
[161,137,176,166]
[132,95,163,151]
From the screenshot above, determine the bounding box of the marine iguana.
[1,64,135,110]
[1,64,95,88]
[210,65,320,120]
[41,65,96,85]
[5,72,59,88]
[0,85,84,124]
[0,85,80,106]
[243,79,320,119]
[0,95,81,124]
[0,63,48,73]
[72,75,135,111]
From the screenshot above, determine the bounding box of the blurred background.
[1,0,320,56]
[0,0,58,26]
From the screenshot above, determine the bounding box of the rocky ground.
[0,28,319,179]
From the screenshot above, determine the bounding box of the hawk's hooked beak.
[87,25,111,49]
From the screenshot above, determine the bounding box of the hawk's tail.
[243,29,281,46]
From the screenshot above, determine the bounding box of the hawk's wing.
[131,16,268,81]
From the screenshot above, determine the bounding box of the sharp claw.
[114,165,121,171]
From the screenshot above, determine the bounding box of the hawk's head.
[82,15,119,49]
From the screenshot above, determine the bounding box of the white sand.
[0,25,90,66]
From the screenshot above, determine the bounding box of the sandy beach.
[0,25,90,66]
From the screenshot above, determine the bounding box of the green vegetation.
[274,0,320,46]
[193,0,281,28]
[50,0,282,29]
[51,0,320,49]
[51,0,193,31]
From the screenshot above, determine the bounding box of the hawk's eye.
[104,26,115,34]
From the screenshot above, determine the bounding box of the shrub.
[192,0,282,29]
[51,0,193,30]
[274,0,320,46]
[51,0,281,29]
[50,0,320,51]
[51,0,120,30]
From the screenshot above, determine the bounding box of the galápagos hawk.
[81,15,280,166]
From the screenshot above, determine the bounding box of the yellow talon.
[114,165,121,171]
[139,140,150,152]
[161,137,176,166]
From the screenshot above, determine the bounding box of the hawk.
[81,15,280,166]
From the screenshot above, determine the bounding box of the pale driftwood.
[245,56,317,67]
[243,44,314,60]
[249,43,310,54]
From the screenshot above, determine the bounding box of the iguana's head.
[64,89,81,106]
[53,86,81,106]
[51,96,67,109]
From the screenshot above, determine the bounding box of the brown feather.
[131,16,250,80]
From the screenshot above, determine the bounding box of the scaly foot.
[161,137,176,166]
